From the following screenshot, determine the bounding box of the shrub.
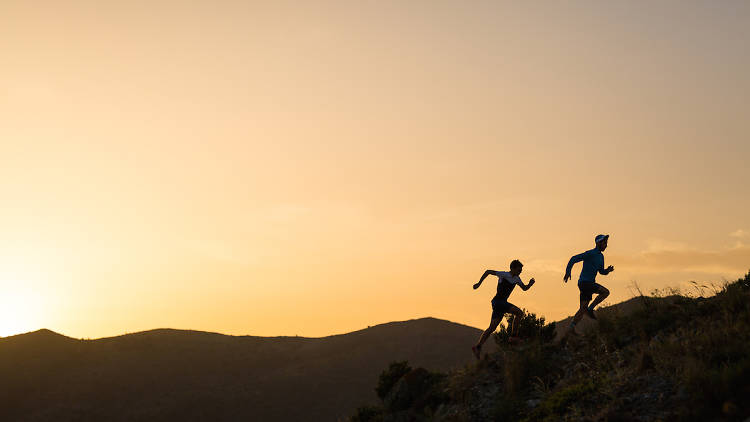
[525,380,597,421]
[383,368,448,413]
[350,405,383,422]
[375,361,411,400]
[494,310,556,345]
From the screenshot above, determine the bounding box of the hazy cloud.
[614,241,750,275]
[523,258,568,274]
[643,238,689,253]
[728,229,748,248]
[730,229,748,238]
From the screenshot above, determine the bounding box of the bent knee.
[600,288,610,297]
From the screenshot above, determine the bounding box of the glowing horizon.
[1,1,748,338]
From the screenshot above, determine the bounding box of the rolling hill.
[0,317,490,421]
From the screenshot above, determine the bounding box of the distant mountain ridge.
[0,317,490,421]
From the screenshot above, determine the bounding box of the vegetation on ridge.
[351,271,750,421]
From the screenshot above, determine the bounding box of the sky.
[1,0,748,338]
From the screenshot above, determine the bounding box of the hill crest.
[0,316,485,421]
[3,316,480,342]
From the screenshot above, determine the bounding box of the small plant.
[350,405,383,422]
[494,310,556,345]
[375,361,411,400]
[525,380,598,421]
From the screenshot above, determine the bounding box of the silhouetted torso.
[492,272,521,302]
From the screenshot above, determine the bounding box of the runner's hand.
[563,273,571,283]
[528,278,536,286]
[606,265,614,273]
[473,282,481,289]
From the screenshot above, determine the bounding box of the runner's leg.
[588,285,610,310]
[572,298,589,325]
[507,304,523,337]
[475,317,502,349]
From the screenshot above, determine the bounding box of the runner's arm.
[597,256,614,275]
[564,251,588,281]
[473,270,500,289]
[599,265,614,275]
[519,278,536,291]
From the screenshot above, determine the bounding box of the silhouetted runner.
[472,260,535,359]
[564,234,614,335]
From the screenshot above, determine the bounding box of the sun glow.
[0,283,47,338]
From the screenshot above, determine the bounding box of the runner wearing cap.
[563,234,614,334]
[471,259,536,359]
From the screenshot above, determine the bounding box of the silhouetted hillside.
[352,272,750,421]
[0,317,489,421]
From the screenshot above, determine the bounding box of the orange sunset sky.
[1,1,749,338]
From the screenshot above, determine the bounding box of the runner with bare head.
[471,260,535,359]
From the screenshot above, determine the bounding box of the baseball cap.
[595,234,610,244]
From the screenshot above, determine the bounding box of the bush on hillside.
[350,405,383,422]
[382,367,448,413]
[494,310,556,345]
[352,361,448,421]
[375,361,411,400]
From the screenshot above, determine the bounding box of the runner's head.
[595,234,609,251]
[509,259,523,276]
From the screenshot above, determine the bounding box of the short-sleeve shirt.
[492,271,522,303]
